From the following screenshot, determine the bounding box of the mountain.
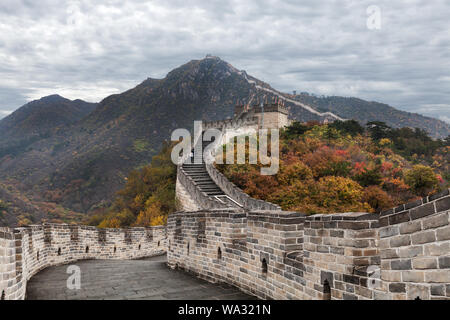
[0,95,97,158]
[0,56,448,226]
[292,94,450,139]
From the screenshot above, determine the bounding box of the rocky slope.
[0,56,448,226]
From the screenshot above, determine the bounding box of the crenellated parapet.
[0,223,167,300]
[167,189,450,300]
[202,116,259,131]
[205,163,281,211]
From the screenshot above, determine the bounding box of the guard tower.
[234,98,291,129]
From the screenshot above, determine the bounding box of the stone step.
[184,171,208,174]
[206,191,225,196]
[184,170,208,175]
[186,175,210,179]
[192,179,214,183]
[196,182,218,187]
[199,187,222,192]
[184,172,208,176]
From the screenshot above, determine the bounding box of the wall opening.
[85,246,89,253]
[37,250,40,261]
[262,258,268,274]
[1,290,5,300]
[187,242,190,255]
[114,246,117,254]
[57,248,61,256]
[323,280,331,300]
[415,297,421,300]
[138,244,141,250]
[217,247,222,260]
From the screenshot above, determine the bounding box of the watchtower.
[234,98,291,129]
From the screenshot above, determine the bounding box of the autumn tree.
[405,165,439,196]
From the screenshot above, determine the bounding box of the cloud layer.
[0,0,449,123]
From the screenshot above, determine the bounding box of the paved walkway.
[26,255,255,300]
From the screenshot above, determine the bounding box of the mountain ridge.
[0,56,448,226]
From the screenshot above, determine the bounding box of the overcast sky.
[0,0,449,123]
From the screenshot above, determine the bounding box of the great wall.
[1,101,449,300]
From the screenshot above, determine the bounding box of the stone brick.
[411,230,436,245]
[402,271,424,282]
[405,199,423,210]
[373,291,391,300]
[424,242,450,256]
[379,217,388,227]
[431,285,445,296]
[379,226,399,238]
[399,221,422,234]
[412,258,437,270]
[380,248,398,259]
[390,235,411,248]
[380,209,394,217]
[425,271,450,283]
[389,283,406,293]
[435,197,450,213]
[422,212,449,230]
[410,203,435,220]
[343,293,358,300]
[438,256,450,269]
[398,246,423,258]
[391,259,412,270]
[436,226,450,241]
[389,212,410,225]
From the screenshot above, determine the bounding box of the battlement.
[0,223,167,300]
[203,101,291,132]
[202,116,259,131]
[168,189,450,300]
[234,101,290,118]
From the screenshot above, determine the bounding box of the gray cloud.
[0,0,449,123]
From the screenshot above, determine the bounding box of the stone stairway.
[181,164,225,197]
[181,134,241,208]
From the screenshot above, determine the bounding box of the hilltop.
[0,56,448,226]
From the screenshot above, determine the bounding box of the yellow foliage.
[379,138,392,147]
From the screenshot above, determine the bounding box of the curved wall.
[167,189,450,300]
[0,224,167,300]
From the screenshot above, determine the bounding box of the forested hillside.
[84,121,449,228]
[218,121,449,214]
[0,57,448,227]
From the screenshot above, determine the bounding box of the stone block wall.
[167,189,450,300]
[378,189,450,300]
[0,224,167,300]
[176,167,228,211]
[205,164,281,211]
[175,176,201,211]
[167,209,306,299]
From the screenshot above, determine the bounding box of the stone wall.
[167,189,450,300]
[0,224,167,300]
[205,163,281,211]
[175,176,201,211]
[176,167,229,211]
[202,117,259,131]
